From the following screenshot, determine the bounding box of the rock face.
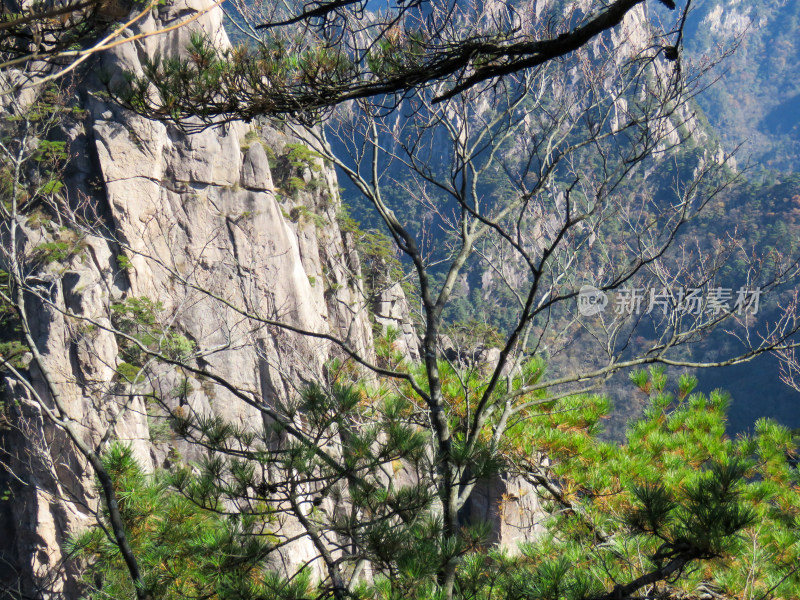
[465,475,548,549]
[0,1,378,595]
[373,282,422,362]
[0,1,552,596]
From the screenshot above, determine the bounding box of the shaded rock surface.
[373,282,422,362]
[0,0,377,594]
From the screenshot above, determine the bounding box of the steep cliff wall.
[0,0,567,594]
[0,1,378,594]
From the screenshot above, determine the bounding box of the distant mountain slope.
[684,0,800,171]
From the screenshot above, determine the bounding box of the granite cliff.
[0,1,385,594]
[0,0,548,596]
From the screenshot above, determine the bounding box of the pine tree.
[71,369,800,599]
